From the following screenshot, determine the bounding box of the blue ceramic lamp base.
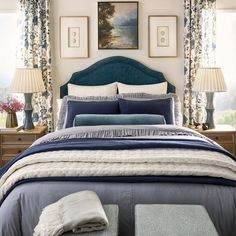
[205,92,215,129]
[23,93,34,130]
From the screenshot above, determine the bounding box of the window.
[215,11,236,128]
[0,12,17,126]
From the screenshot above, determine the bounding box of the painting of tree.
[98,3,115,48]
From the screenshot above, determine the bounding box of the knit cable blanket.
[0,125,236,204]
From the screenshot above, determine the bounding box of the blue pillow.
[65,100,119,128]
[73,114,166,126]
[118,98,175,124]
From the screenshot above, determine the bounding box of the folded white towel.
[34,191,109,236]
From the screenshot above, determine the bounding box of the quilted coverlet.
[0,125,235,205]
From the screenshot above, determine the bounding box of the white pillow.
[117,82,167,95]
[67,83,117,97]
[56,99,62,128]
[56,98,62,117]
[57,98,62,109]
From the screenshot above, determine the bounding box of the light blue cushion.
[135,204,219,236]
[73,114,166,126]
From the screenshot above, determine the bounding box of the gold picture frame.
[148,15,178,58]
[60,16,89,58]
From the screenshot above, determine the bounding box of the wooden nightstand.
[197,125,236,156]
[0,126,47,167]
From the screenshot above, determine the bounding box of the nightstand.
[197,125,236,156]
[0,126,47,167]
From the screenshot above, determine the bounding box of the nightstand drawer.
[1,145,30,156]
[0,126,47,168]
[2,156,16,166]
[203,133,234,143]
[1,134,36,144]
[220,143,234,154]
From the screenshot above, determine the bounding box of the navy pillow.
[65,100,119,128]
[118,98,175,124]
[73,114,166,126]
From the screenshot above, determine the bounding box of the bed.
[0,56,236,236]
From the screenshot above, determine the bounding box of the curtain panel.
[18,0,53,132]
[183,0,216,126]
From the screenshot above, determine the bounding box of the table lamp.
[9,68,45,130]
[193,68,227,129]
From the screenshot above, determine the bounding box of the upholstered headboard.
[60,56,175,98]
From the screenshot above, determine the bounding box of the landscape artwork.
[98,2,138,49]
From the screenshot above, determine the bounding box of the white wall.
[217,0,236,9]
[51,0,184,105]
[0,0,17,10]
[3,0,236,123]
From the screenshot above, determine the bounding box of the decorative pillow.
[65,100,120,128]
[57,93,182,129]
[68,83,117,97]
[57,95,119,130]
[118,98,175,124]
[117,82,167,95]
[73,114,166,126]
[120,93,182,126]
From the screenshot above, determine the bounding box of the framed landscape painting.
[148,15,178,58]
[98,1,138,49]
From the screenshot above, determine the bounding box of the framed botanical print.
[148,15,178,58]
[60,16,89,58]
[98,1,139,49]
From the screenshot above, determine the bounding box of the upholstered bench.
[135,204,219,236]
[62,205,119,236]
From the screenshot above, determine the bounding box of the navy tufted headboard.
[60,56,175,98]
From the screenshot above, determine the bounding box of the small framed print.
[149,15,177,58]
[60,16,89,58]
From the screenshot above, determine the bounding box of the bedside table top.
[0,126,47,134]
[198,125,236,133]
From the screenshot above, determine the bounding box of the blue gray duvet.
[0,125,236,236]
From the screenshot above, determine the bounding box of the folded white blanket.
[34,191,109,236]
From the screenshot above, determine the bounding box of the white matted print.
[60,16,89,58]
[149,16,177,58]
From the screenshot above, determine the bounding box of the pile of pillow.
[57,82,183,130]
[67,82,168,97]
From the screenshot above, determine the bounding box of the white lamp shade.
[9,68,45,93]
[193,68,227,92]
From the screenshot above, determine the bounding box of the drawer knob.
[18,150,22,154]
[215,136,219,140]
[18,138,22,141]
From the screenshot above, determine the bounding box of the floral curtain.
[183,0,216,126]
[18,0,53,131]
